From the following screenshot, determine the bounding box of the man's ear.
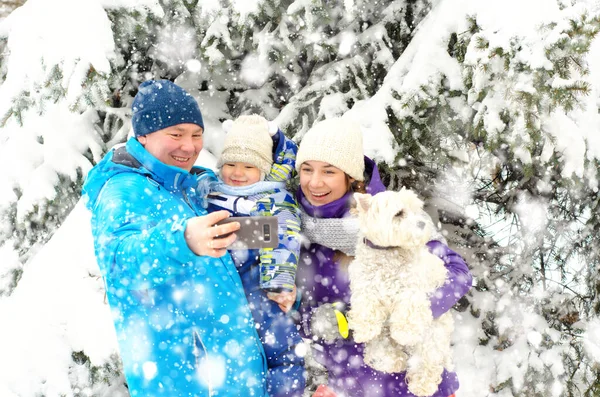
[138,136,147,145]
[354,193,372,213]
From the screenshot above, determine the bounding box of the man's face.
[138,123,203,171]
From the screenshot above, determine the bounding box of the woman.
[293,117,472,397]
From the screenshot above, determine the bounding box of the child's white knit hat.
[218,114,274,175]
[295,117,365,181]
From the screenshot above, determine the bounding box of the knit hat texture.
[218,114,273,175]
[296,117,365,181]
[131,79,204,137]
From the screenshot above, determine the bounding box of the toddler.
[207,114,304,397]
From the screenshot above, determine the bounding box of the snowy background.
[1,0,600,396]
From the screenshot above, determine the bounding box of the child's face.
[221,162,262,186]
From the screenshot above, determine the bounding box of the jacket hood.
[364,156,386,195]
[83,138,213,210]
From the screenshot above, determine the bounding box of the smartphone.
[216,216,279,250]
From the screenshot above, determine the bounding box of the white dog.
[347,189,454,397]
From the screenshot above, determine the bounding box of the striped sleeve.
[252,190,301,292]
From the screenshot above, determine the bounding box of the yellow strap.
[334,309,349,339]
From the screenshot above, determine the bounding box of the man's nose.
[180,136,195,152]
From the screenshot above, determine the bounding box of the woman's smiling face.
[299,160,352,206]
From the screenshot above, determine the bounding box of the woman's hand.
[184,210,240,257]
[267,285,297,313]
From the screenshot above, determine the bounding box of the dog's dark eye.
[394,210,405,218]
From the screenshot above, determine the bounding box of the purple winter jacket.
[295,157,473,397]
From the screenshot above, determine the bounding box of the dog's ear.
[399,187,424,212]
[354,193,372,213]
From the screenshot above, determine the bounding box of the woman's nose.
[308,174,323,187]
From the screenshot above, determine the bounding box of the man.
[83,80,268,396]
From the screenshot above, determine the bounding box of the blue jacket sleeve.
[426,240,473,318]
[90,174,200,290]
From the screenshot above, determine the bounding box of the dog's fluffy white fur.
[347,189,454,397]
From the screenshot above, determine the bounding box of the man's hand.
[267,285,297,313]
[185,210,240,257]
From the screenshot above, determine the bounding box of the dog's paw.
[350,324,380,343]
[406,370,442,397]
[365,353,407,374]
[347,311,382,343]
[364,339,408,373]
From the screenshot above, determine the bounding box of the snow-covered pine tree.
[0,1,127,394]
[2,0,600,395]
[0,0,24,18]
[455,9,600,397]
[367,0,600,395]
[0,0,119,298]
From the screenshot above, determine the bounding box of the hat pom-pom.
[222,119,234,133]
[268,121,279,136]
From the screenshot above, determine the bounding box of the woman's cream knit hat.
[218,114,274,176]
[295,117,365,181]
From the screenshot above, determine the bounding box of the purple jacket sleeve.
[426,240,472,318]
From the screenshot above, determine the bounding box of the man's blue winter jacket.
[82,138,268,397]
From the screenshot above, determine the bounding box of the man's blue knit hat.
[131,79,204,137]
